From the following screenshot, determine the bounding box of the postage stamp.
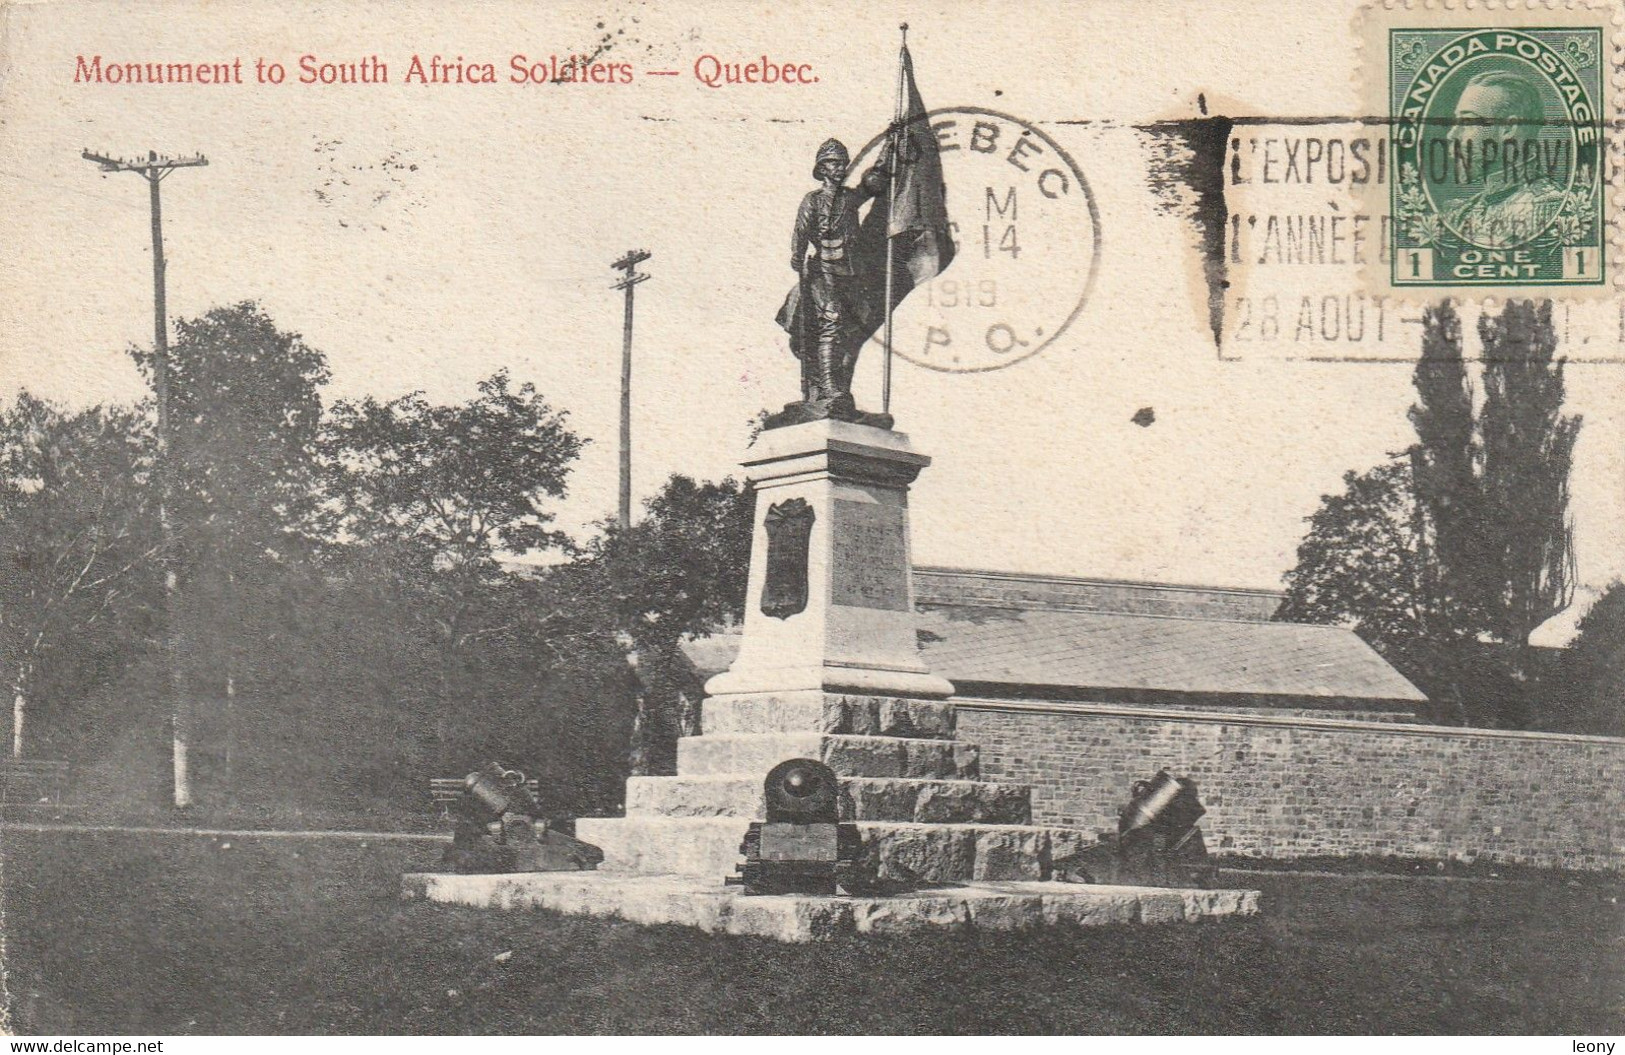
[1388,26,1606,288]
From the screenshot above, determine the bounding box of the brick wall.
[957,699,1625,872]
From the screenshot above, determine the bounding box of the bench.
[0,759,70,804]
[430,776,540,819]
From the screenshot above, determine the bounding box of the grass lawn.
[2,828,1620,1035]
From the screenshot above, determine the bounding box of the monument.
[705,94,955,701]
[403,32,1260,940]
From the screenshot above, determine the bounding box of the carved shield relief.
[760,498,814,619]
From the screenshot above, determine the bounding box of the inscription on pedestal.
[831,499,909,611]
[761,498,814,619]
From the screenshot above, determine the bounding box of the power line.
[0,166,148,211]
[611,249,650,532]
[79,148,209,809]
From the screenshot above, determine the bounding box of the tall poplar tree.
[1477,301,1581,685]
[1404,301,1482,719]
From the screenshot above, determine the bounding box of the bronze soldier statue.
[772,138,893,428]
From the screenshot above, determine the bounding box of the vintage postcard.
[0,0,1620,1041]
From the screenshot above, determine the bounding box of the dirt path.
[1,821,448,841]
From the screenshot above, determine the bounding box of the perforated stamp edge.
[1352,0,1624,305]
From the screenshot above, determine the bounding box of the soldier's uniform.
[1445,178,1568,249]
[790,139,889,403]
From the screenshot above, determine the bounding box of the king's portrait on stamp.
[1390,26,1605,286]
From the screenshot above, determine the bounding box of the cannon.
[439,762,604,875]
[1053,769,1217,888]
[727,758,862,895]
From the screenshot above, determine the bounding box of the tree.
[1276,460,1450,711]
[1408,301,1488,633]
[320,370,584,714]
[1402,301,1486,719]
[146,302,332,567]
[132,302,332,802]
[1561,582,1625,736]
[1477,301,1581,679]
[570,474,754,773]
[1279,300,1581,727]
[0,394,160,757]
[589,475,754,648]
[322,369,580,565]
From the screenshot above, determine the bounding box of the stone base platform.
[578,816,1093,881]
[401,871,1261,943]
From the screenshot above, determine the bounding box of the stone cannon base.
[400,871,1260,943]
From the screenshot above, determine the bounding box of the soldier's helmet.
[814,138,850,179]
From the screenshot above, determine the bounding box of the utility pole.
[611,250,650,531]
[82,148,208,808]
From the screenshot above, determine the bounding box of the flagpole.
[881,23,907,416]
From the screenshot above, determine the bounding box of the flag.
[847,38,954,390]
[879,42,955,300]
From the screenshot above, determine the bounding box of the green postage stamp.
[1389,26,1605,287]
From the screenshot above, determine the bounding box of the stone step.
[575,816,1102,884]
[624,774,1031,825]
[702,691,956,739]
[677,733,980,780]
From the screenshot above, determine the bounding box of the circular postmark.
[850,107,1101,373]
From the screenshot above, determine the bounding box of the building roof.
[914,566,1283,624]
[914,605,1425,703]
[680,568,1425,709]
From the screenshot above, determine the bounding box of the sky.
[2,0,1620,606]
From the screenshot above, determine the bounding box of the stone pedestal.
[704,420,953,699]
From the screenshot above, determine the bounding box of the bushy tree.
[1276,459,1460,719]
[320,370,584,716]
[144,302,332,567]
[321,369,580,565]
[589,475,753,649]
[131,303,332,802]
[1278,461,1426,655]
[1559,582,1625,736]
[0,394,160,756]
[564,474,753,773]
